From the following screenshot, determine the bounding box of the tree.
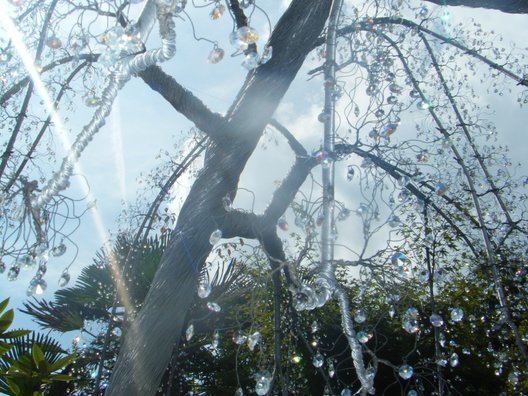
[1,0,527,395]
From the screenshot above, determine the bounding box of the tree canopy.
[1,0,527,395]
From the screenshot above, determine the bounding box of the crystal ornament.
[210,3,225,20]
[381,123,398,137]
[311,321,320,333]
[235,388,244,396]
[229,31,248,51]
[430,313,444,327]
[170,0,187,13]
[46,36,62,49]
[185,324,194,341]
[407,391,418,396]
[417,150,429,162]
[450,307,464,322]
[260,45,272,64]
[409,89,420,99]
[240,0,253,8]
[18,254,36,270]
[387,95,398,104]
[357,331,370,343]
[388,214,400,227]
[233,330,247,345]
[328,361,335,377]
[341,389,352,396]
[417,100,431,110]
[391,252,410,275]
[291,354,301,363]
[255,371,271,396]
[277,217,288,231]
[435,182,448,196]
[389,305,395,318]
[208,47,225,64]
[389,83,402,94]
[398,364,413,380]
[242,52,259,70]
[293,284,316,311]
[508,372,519,386]
[402,307,420,334]
[7,265,19,281]
[0,261,5,274]
[237,26,259,44]
[212,330,220,348]
[312,352,324,368]
[85,96,100,107]
[354,309,367,323]
[52,242,67,257]
[207,302,221,312]
[449,352,459,367]
[347,165,355,181]
[198,283,212,298]
[247,331,260,351]
[209,229,222,245]
[27,277,47,296]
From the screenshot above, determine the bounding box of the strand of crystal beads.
[32,0,177,209]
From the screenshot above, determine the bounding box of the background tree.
[1,0,527,395]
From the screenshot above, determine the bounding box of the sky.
[1,0,527,351]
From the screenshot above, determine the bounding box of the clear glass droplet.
[232,330,247,345]
[450,307,464,322]
[449,352,459,367]
[354,309,367,323]
[207,302,221,312]
[255,370,271,396]
[197,283,212,299]
[247,331,261,351]
[209,229,222,245]
[58,270,71,287]
[312,351,324,368]
[185,324,194,341]
[398,364,413,380]
[51,243,67,257]
[430,313,444,327]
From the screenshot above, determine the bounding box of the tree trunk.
[424,0,528,13]
[106,1,331,394]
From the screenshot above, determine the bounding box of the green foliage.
[0,299,74,396]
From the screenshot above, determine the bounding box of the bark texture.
[106,1,331,394]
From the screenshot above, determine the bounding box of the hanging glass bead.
[210,3,225,20]
[58,270,71,287]
[449,352,459,367]
[417,100,431,110]
[229,31,248,51]
[387,214,400,227]
[46,36,62,49]
[430,313,444,327]
[328,360,335,377]
[52,242,67,257]
[18,254,36,270]
[209,229,222,245]
[185,323,194,341]
[7,265,19,281]
[235,388,244,396]
[212,330,220,348]
[508,372,519,386]
[354,309,367,323]
[208,47,225,64]
[416,150,428,162]
[291,353,301,363]
[341,389,352,396]
[357,331,370,343]
[387,95,398,104]
[255,371,271,396]
[435,182,448,196]
[450,307,464,322]
[389,305,396,318]
[337,208,351,221]
[293,284,316,311]
[242,52,259,70]
[312,351,324,368]
[239,0,253,8]
[409,89,420,99]
[233,330,247,345]
[260,45,272,64]
[171,0,187,13]
[207,302,221,312]
[198,282,212,298]
[346,165,355,181]
[389,83,402,94]
[407,390,418,396]
[380,123,398,137]
[27,276,47,296]
[311,321,320,333]
[277,216,288,231]
[0,261,5,274]
[237,26,259,44]
[247,331,261,351]
[398,364,413,380]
